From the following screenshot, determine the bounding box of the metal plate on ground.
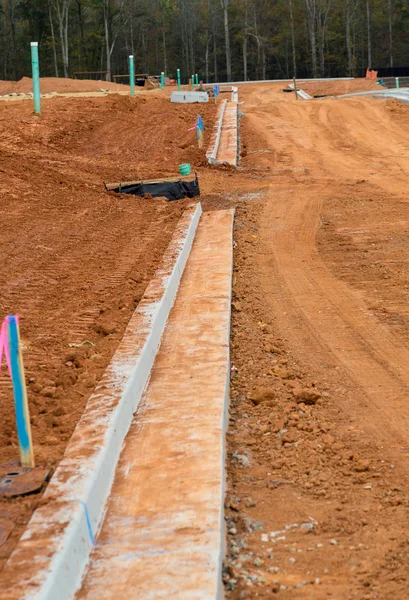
[0,462,50,498]
[0,519,15,546]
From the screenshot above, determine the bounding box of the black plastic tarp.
[112,175,200,201]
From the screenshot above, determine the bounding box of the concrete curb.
[206,100,227,164]
[217,209,235,599]
[0,203,203,600]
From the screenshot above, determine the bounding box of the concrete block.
[171,91,209,103]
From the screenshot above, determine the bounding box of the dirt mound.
[0,76,130,96]
[301,77,381,97]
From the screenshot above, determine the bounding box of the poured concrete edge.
[204,77,355,86]
[206,99,227,164]
[0,203,203,600]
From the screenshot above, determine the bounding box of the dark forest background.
[0,0,406,83]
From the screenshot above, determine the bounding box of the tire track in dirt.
[260,185,409,456]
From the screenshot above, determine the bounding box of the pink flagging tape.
[0,318,12,376]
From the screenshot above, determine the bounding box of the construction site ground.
[2,77,409,598]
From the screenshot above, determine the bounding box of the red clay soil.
[0,76,130,95]
[222,83,409,598]
[300,77,381,96]
[5,78,409,598]
[0,93,216,568]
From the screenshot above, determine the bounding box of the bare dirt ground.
[0,77,130,96]
[0,93,216,567]
[223,83,409,598]
[3,78,409,598]
[300,78,381,96]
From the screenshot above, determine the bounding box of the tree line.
[0,0,406,83]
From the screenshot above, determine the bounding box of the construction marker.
[161,72,165,90]
[195,73,199,86]
[129,55,135,96]
[177,68,181,91]
[30,42,41,115]
[191,75,194,90]
[7,316,35,468]
[196,115,204,148]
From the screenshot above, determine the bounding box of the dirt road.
[225,84,409,597]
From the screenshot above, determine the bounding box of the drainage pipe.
[30,42,41,114]
[129,55,135,97]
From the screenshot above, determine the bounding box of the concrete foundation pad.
[77,209,234,599]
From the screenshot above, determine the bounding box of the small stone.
[301,522,314,533]
[317,543,323,548]
[289,557,296,564]
[294,582,308,589]
[330,539,338,545]
[267,567,279,574]
[261,534,269,542]
[253,558,263,567]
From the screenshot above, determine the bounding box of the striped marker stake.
[6,316,35,468]
[196,115,204,148]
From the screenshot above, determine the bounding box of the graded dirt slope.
[0,93,216,569]
[223,82,409,598]
[300,77,381,96]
